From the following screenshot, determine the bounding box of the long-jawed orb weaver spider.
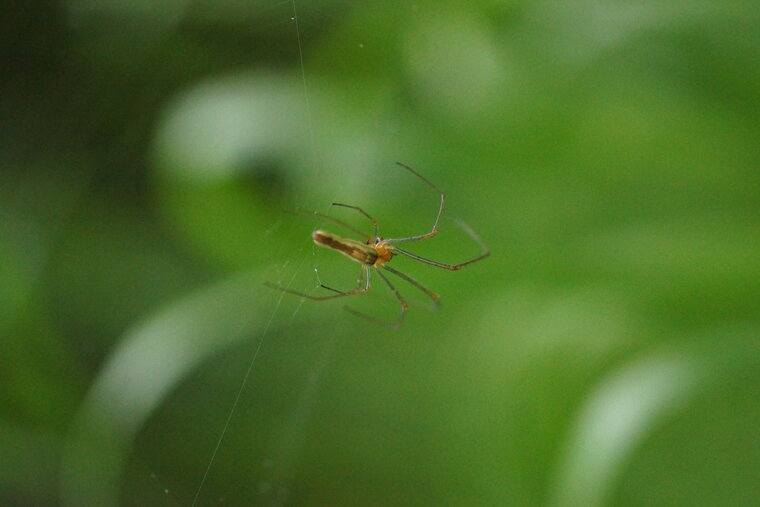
[266,162,490,328]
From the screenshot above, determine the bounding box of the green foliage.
[1,1,758,505]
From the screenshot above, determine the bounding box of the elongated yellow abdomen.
[312,230,378,265]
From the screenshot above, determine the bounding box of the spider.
[266,162,490,328]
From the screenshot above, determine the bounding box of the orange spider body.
[312,230,393,267]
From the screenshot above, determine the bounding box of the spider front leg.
[391,219,490,270]
[384,162,446,244]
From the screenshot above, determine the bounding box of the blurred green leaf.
[1,0,758,504]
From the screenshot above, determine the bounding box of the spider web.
[187,3,337,505]
[180,2,394,504]
[180,3,450,496]
[60,3,471,503]
[57,2,350,505]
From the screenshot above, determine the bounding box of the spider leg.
[320,264,370,295]
[330,203,379,241]
[344,267,407,330]
[283,209,369,240]
[392,219,490,270]
[381,265,440,310]
[384,162,445,243]
[265,265,369,301]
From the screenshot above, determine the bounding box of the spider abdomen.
[312,230,378,265]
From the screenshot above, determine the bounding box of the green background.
[2,1,758,505]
